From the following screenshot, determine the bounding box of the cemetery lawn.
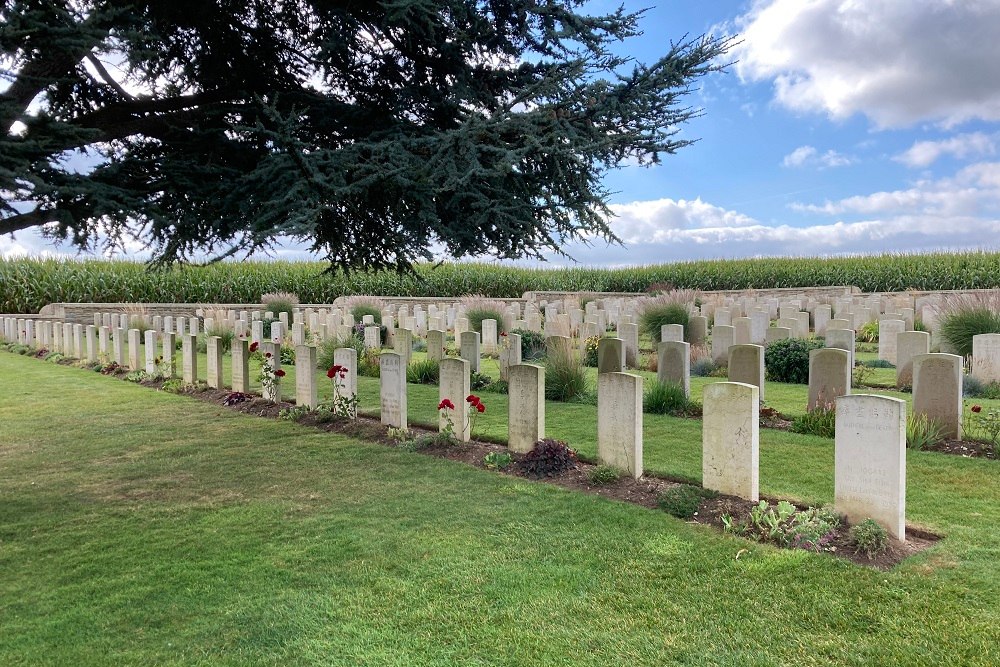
[3,352,1000,666]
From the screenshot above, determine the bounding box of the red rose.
[265,352,272,358]
[466,394,480,406]
[274,369,286,377]
[972,404,982,413]
[438,399,455,410]
[476,403,485,413]
[249,342,259,352]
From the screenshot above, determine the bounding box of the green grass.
[3,351,1000,665]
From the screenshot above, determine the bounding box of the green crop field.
[4,251,1000,313]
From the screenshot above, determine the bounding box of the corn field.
[3,252,1000,313]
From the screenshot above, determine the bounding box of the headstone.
[295,345,318,409]
[912,353,963,440]
[828,318,851,331]
[459,331,481,374]
[439,358,471,441]
[379,352,407,429]
[814,305,832,336]
[808,348,851,411]
[749,311,769,344]
[825,328,856,371]
[393,328,413,367]
[835,395,906,541]
[499,332,522,381]
[597,337,625,374]
[728,344,765,401]
[657,341,690,398]
[702,382,759,501]
[895,331,930,387]
[597,372,643,479]
[661,323,684,343]
[113,327,126,366]
[687,315,708,345]
[508,364,545,453]
[206,336,224,388]
[72,324,83,359]
[427,330,446,362]
[765,327,791,344]
[795,312,810,338]
[733,317,752,345]
[481,319,498,355]
[714,308,732,327]
[619,322,639,368]
[363,326,381,350]
[181,333,198,384]
[292,322,306,346]
[85,325,98,363]
[878,319,906,364]
[971,334,1000,384]
[711,325,734,365]
[144,330,158,374]
[231,339,250,392]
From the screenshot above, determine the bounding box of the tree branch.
[84,53,135,101]
[0,208,63,236]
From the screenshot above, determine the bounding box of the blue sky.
[5,0,1000,266]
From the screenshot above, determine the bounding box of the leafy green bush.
[849,518,889,558]
[764,338,824,384]
[350,303,382,325]
[906,413,946,450]
[198,326,235,354]
[643,379,691,415]
[940,309,1000,357]
[658,485,716,520]
[859,358,895,368]
[790,405,836,438]
[857,320,879,343]
[518,439,578,477]
[640,303,690,343]
[406,358,439,385]
[482,452,512,470]
[317,335,363,370]
[544,345,588,401]
[358,348,381,377]
[588,465,622,486]
[963,375,1000,399]
[512,328,546,360]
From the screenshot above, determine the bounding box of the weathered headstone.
[765,327,791,344]
[619,322,639,368]
[295,345,318,409]
[688,315,708,344]
[393,328,413,367]
[181,333,198,384]
[144,330,159,374]
[508,363,545,453]
[733,317,752,345]
[459,331,481,374]
[808,348,851,411]
[334,347,358,416]
[481,319,498,355]
[439,358,471,441]
[231,339,250,392]
[711,325,734,365]
[597,337,625,374]
[426,330,446,362]
[113,327,126,366]
[912,353,963,440]
[660,324,684,343]
[206,336,224,388]
[363,326,381,350]
[85,325,98,362]
[835,395,906,541]
[597,372,643,478]
[971,333,1000,384]
[728,344,765,400]
[878,319,906,364]
[261,342,281,401]
[895,331,930,387]
[657,341,690,398]
[702,382,759,500]
[379,352,407,429]
[499,332,522,381]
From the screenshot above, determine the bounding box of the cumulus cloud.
[781,145,853,168]
[733,0,1000,128]
[895,132,998,168]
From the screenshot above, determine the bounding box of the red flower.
[500,332,507,337]
[466,394,480,406]
[327,364,344,379]
[249,341,259,352]
[438,398,455,410]
[972,404,983,413]
[265,352,272,358]
[274,369,286,377]
[476,403,485,413]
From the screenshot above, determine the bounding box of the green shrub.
[860,358,895,368]
[518,439,578,477]
[358,348,381,377]
[261,292,298,339]
[512,328,546,360]
[544,345,588,402]
[462,294,507,334]
[643,379,691,415]
[317,335,363,370]
[658,485,716,520]
[941,309,1000,357]
[764,338,824,384]
[406,358,439,385]
[691,357,717,377]
[850,518,889,558]
[790,405,836,438]
[857,320,879,343]
[482,452,512,470]
[640,303,690,343]
[906,413,946,450]
[349,303,383,325]
[588,465,622,486]
[199,326,235,354]
[964,376,1000,399]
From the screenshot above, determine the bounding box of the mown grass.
[2,351,1000,665]
[6,250,1000,312]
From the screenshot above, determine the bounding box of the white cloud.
[733,0,1000,128]
[895,132,998,168]
[782,145,853,168]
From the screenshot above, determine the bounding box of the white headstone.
[508,363,545,453]
[439,358,471,441]
[379,352,407,429]
[597,372,643,479]
[702,382,759,500]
